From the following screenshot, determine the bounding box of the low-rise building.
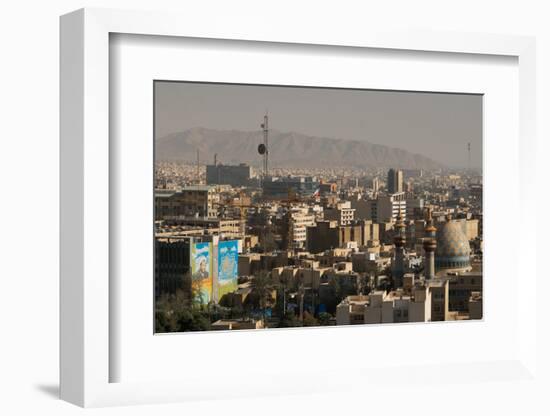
[211,318,264,330]
[155,186,220,220]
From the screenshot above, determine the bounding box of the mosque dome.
[435,216,471,273]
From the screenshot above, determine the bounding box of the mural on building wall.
[218,240,239,299]
[191,242,212,305]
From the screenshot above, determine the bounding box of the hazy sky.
[155,81,482,169]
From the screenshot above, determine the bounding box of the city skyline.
[154,82,483,333]
[155,81,482,169]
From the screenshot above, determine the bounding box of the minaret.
[423,207,437,280]
[392,207,406,288]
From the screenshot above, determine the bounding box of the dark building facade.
[387,168,404,194]
[155,238,191,298]
[206,163,254,187]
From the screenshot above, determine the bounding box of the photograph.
[153,81,483,333]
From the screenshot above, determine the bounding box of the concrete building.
[159,217,245,239]
[336,282,434,325]
[372,177,380,193]
[238,253,261,276]
[324,200,355,225]
[306,220,340,254]
[155,186,220,220]
[262,175,319,199]
[402,169,423,179]
[211,318,264,330]
[288,207,316,249]
[318,182,338,195]
[206,163,255,187]
[306,220,379,254]
[387,168,404,194]
[367,192,407,223]
[336,295,370,325]
[351,252,391,274]
[448,272,482,312]
[429,279,450,321]
[468,292,483,319]
[154,238,191,297]
[271,265,330,289]
[406,197,424,220]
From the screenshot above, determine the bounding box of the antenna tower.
[262,112,269,179]
[467,142,471,173]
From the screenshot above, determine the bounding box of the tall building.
[155,238,191,297]
[324,201,355,225]
[372,177,380,193]
[387,168,404,194]
[366,192,407,223]
[287,207,316,249]
[206,163,255,187]
[262,175,319,199]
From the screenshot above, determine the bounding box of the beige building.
[335,278,455,325]
[366,192,407,223]
[336,295,370,325]
[211,318,264,330]
[158,217,245,239]
[468,292,483,319]
[324,201,355,225]
[306,220,379,254]
[155,186,220,220]
[288,207,316,249]
[429,279,450,321]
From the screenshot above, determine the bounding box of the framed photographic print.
[152,80,483,334]
[60,7,538,408]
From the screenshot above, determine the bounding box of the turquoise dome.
[435,218,471,272]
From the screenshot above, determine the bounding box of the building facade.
[155,186,220,220]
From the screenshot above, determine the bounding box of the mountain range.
[155,127,444,170]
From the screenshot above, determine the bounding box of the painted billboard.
[217,240,239,299]
[191,242,212,305]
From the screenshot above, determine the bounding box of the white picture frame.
[60,7,538,408]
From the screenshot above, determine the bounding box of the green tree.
[155,289,211,333]
[302,311,319,327]
[318,312,333,326]
[278,311,302,328]
[249,271,275,323]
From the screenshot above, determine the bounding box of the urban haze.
[155,81,482,170]
[154,81,483,333]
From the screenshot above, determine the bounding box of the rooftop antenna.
[258,111,269,190]
[467,142,471,173]
[262,111,269,179]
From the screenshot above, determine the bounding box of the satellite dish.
[258,143,266,155]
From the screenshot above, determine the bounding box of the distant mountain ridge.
[156,127,444,169]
